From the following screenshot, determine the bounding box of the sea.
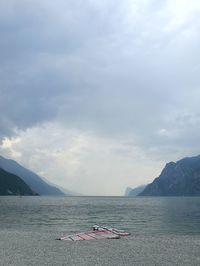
[1,196,200,266]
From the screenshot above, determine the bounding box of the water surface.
[1,196,200,265]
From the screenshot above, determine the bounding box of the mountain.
[139,155,200,196]
[0,156,65,196]
[0,168,37,196]
[124,187,132,196]
[128,185,147,196]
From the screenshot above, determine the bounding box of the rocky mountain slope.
[0,156,65,196]
[139,155,200,196]
[0,168,37,195]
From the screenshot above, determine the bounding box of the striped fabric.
[58,225,130,241]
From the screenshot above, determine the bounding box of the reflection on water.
[0,196,200,235]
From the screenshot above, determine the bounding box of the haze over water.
[1,196,200,265]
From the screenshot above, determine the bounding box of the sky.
[0,0,200,195]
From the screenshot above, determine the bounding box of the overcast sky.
[0,0,200,195]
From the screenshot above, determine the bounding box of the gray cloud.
[1,0,200,157]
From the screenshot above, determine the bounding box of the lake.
[1,196,200,265]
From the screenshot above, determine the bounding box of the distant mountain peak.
[124,187,132,196]
[127,184,147,196]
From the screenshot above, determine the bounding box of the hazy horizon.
[0,0,200,195]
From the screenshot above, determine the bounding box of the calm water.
[1,196,200,265]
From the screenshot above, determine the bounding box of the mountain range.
[3,154,200,197]
[0,156,66,196]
